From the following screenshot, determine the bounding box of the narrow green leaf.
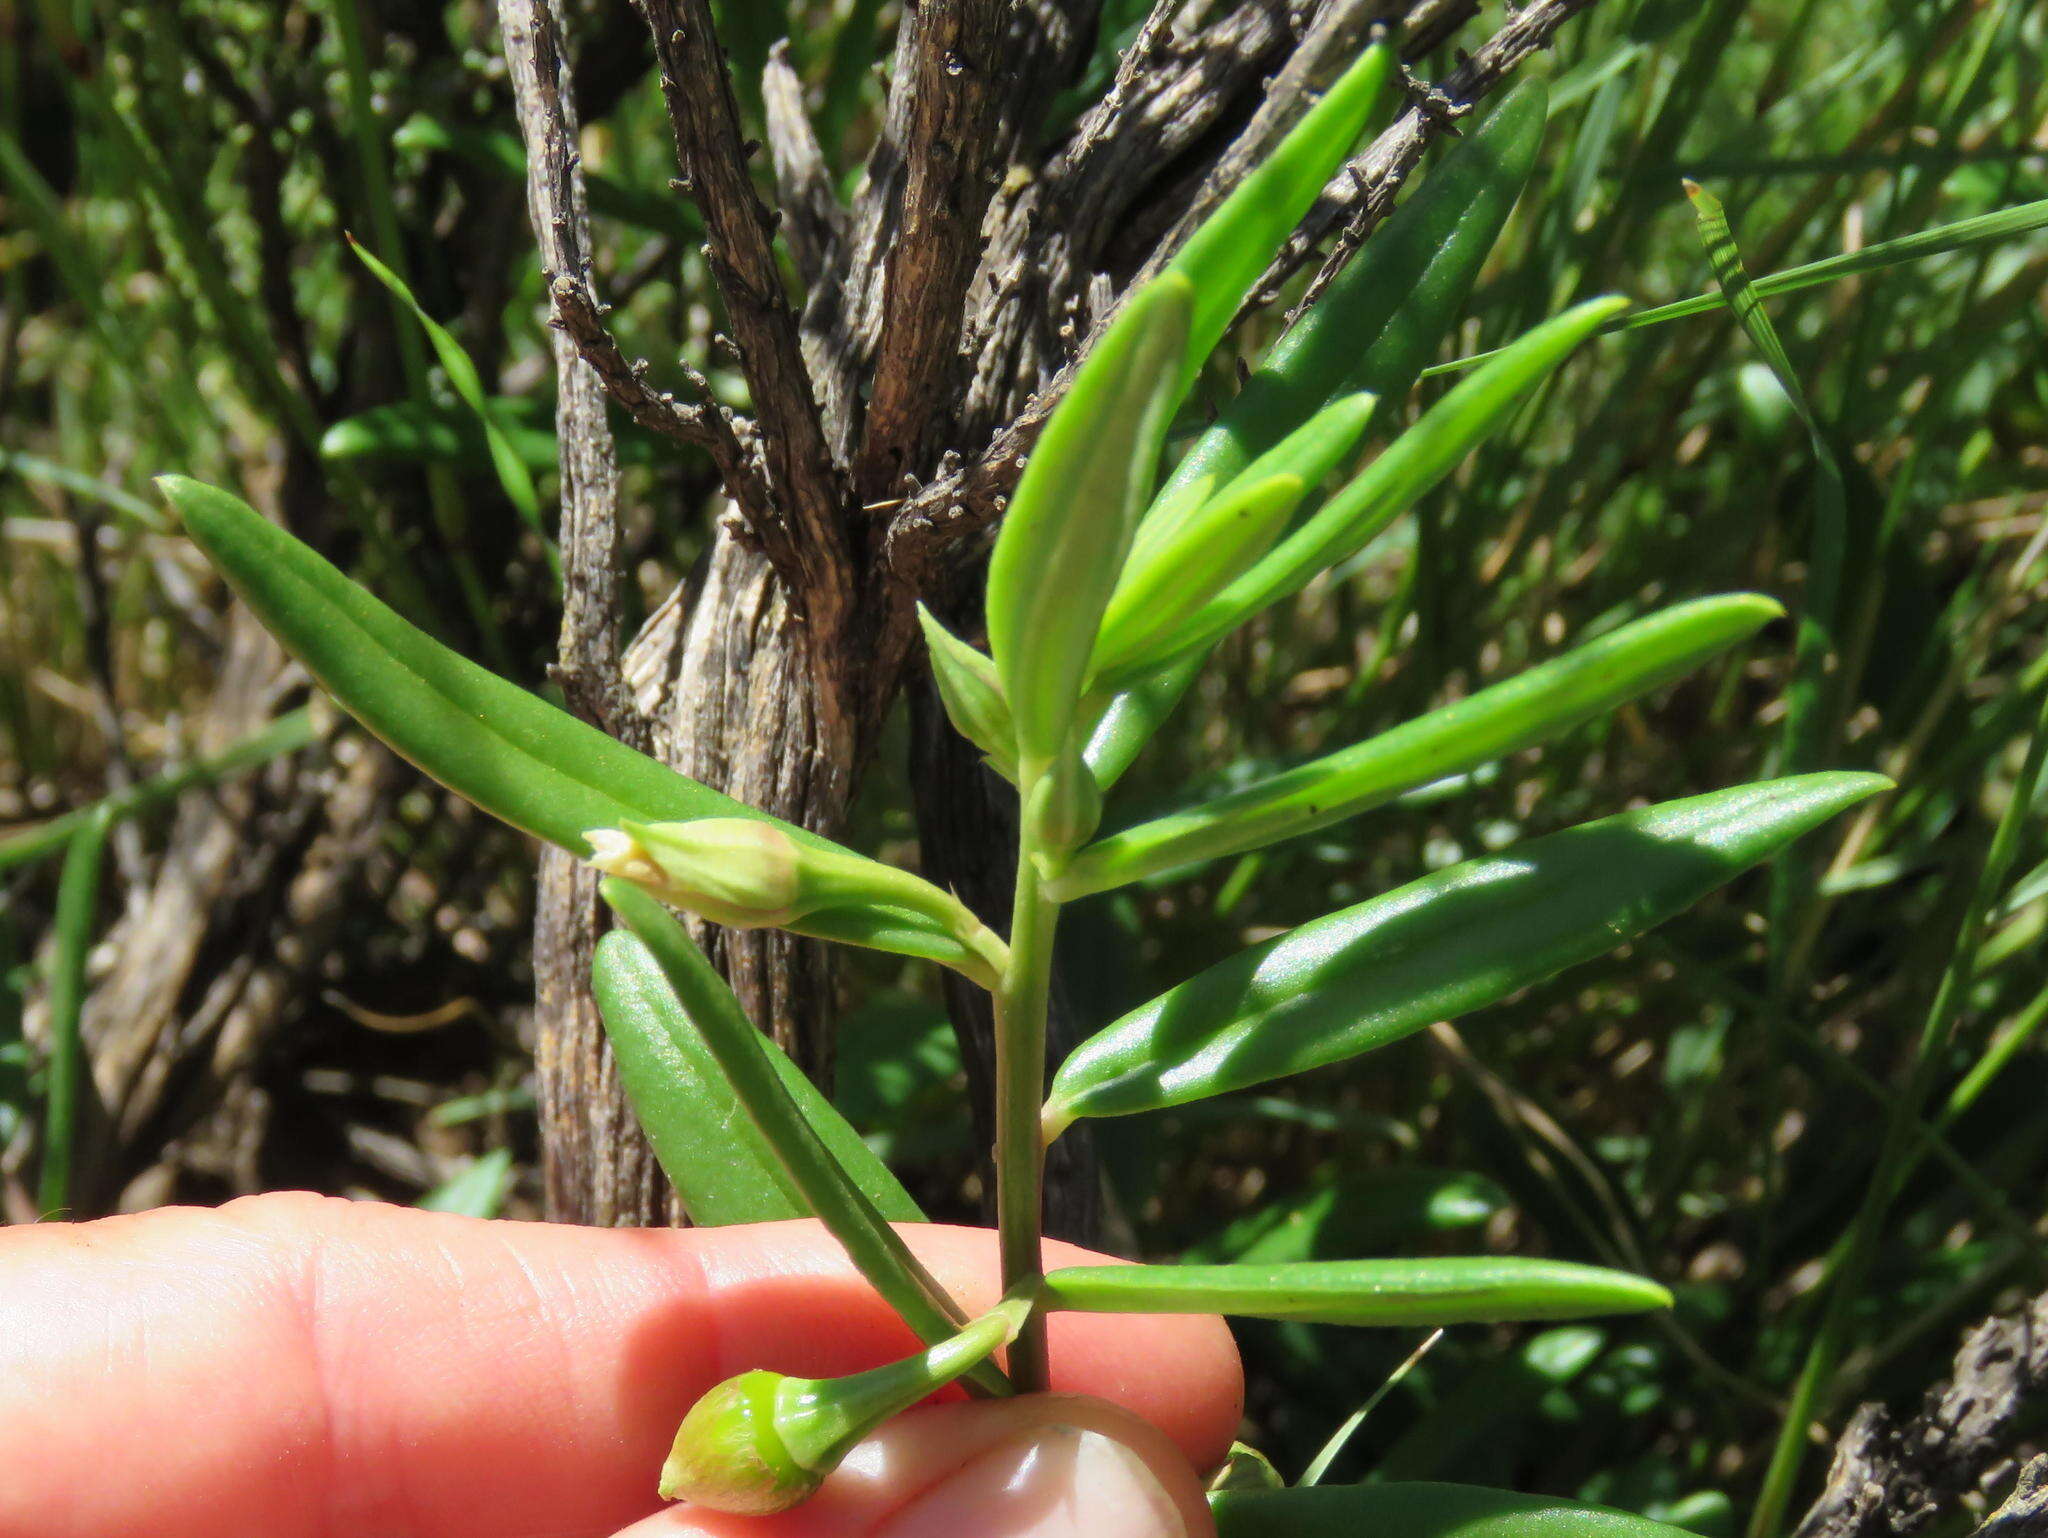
[0,707,315,875]
[1162,76,1549,503]
[1299,1329,1446,1486]
[1156,297,1630,672]
[1209,1443,1287,1494]
[986,275,1192,770]
[1103,392,1378,686]
[1424,195,2048,379]
[320,400,573,474]
[1684,181,1847,786]
[417,1149,516,1217]
[1136,391,1376,564]
[1213,1483,1701,1538]
[1165,41,1394,388]
[1044,772,1889,1129]
[602,881,1006,1394]
[162,478,983,977]
[0,449,167,533]
[1042,1256,1671,1326]
[1091,473,1306,689]
[1630,193,2048,332]
[37,807,111,1217]
[1090,83,1548,790]
[917,604,1018,781]
[1059,594,1784,896]
[345,236,547,553]
[592,931,924,1225]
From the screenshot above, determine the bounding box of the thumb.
[612,1394,1217,1538]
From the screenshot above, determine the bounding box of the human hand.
[0,1193,1240,1538]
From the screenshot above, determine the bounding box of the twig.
[855,0,1015,503]
[889,0,1598,578]
[640,0,853,624]
[1795,1295,2048,1538]
[761,42,846,289]
[543,274,765,516]
[1257,0,1601,320]
[499,0,637,736]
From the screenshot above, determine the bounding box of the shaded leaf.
[593,931,925,1226]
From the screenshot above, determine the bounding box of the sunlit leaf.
[1044,773,1888,1130]
[1042,1255,1671,1326]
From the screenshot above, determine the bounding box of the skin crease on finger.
[0,1192,1241,1538]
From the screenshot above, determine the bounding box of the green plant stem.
[995,836,1059,1393]
[38,806,111,1216]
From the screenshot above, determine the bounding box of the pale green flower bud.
[586,817,1010,988]
[585,819,806,929]
[659,1296,1033,1514]
[659,1370,818,1514]
[1026,750,1103,861]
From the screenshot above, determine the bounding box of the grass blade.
[36,806,111,1217]
[1212,1483,1701,1538]
[345,236,550,563]
[416,1149,516,1217]
[0,708,316,874]
[1423,196,2048,378]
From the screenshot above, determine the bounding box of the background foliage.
[3,0,2045,1530]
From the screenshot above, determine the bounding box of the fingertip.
[605,1397,1216,1538]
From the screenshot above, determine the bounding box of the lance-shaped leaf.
[986,275,1192,770]
[1163,41,1393,389]
[1059,594,1784,897]
[1160,76,1548,507]
[1041,1256,1670,1326]
[346,236,545,546]
[1212,1483,1701,1538]
[1043,772,1889,1132]
[1103,392,1378,683]
[602,881,1006,1394]
[1162,297,1630,669]
[591,931,924,1226]
[1091,473,1305,689]
[1089,84,1547,791]
[162,477,990,979]
[917,604,1017,782]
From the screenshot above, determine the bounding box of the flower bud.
[918,603,1019,782]
[585,819,806,929]
[587,817,1011,989]
[659,1296,1033,1514]
[659,1370,819,1515]
[1026,749,1103,860]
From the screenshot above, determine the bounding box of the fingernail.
[877,1423,1188,1538]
